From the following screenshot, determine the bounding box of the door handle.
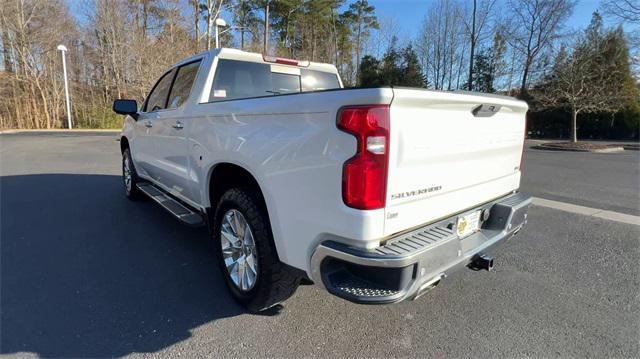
[172,121,184,130]
[144,120,153,128]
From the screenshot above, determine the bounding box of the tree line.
[0,0,638,141]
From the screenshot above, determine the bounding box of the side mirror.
[113,99,139,120]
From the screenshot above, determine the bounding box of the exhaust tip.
[470,253,494,271]
[412,274,443,301]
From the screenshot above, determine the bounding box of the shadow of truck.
[1,173,247,357]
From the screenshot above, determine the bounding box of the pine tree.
[399,44,426,87]
[357,55,381,87]
[342,0,379,80]
[232,0,259,50]
[380,39,401,86]
[470,51,495,92]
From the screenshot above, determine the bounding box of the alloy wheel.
[220,209,259,291]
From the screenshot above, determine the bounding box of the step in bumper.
[310,192,532,304]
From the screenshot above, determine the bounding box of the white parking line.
[532,197,640,226]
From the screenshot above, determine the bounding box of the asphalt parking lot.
[1,132,639,358]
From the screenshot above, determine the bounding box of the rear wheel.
[220,209,259,291]
[213,188,300,312]
[122,148,143,200]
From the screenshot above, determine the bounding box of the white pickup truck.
[114,48,531,312]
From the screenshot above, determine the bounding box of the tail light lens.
[337,105,390,210]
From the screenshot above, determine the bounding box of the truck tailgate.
[385,88,528,236]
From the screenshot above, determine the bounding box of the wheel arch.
[206,162,268,212]
[207,162,284,261]
[120,136,130,153]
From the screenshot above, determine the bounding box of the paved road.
[521,142,640,216]
[1,133,638,358]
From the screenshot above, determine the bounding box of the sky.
[65,0,623,33]
[367,0,607,35]
[341,0,634,61]
[62,0,637,54]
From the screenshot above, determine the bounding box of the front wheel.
[122,148,143,200]
[213,188,300,312]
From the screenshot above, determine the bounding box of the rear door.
[150,60,202,198]
[384,88,528,235]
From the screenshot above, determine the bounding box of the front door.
[133,68,176,180]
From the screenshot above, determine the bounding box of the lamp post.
[57,44,72,129]
[214,18,227,48]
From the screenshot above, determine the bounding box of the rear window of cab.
[209,59,340,102]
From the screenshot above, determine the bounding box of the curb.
[0,129,121,134]
[532,144,625,153]
[532,197,639,226]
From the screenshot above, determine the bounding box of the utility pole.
[263,2,269,53]
[57,45,72,129]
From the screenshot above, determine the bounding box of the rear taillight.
[337,105,390,210]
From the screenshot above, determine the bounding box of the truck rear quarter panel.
[186,88,394,272]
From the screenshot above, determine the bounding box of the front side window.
[209,59,340,102]
[167,60,202,109]
[144,69,176,112]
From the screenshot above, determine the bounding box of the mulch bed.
[543,142,613,150]
[619,144,639,151]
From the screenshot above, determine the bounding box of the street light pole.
[214,18,227,48]
[215,22,219,48]
[57,45,72,129]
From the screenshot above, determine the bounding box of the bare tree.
[601,0,639,77]
[463,0,496,90]
[190,0,201,53]
[204,0,225,50]
[534,24,632,142]
[601,0,640,23]
[417,0,464,90]
[0,0,75,129]
[505,0,575,97]
[366,16,400,60]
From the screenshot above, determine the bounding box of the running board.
[136,183,205,227]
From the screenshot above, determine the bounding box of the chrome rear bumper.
[310,192,532,304]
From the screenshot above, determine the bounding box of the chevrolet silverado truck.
[113,48,531,312]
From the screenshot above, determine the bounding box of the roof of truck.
[173,48,339,74]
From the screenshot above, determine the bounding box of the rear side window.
[144,69,175,112]
[167,60,202,109]
[209,59,340,102]
[301,69,340,91]
[210,60,271,101]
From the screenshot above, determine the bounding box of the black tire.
[122,148,144,200]
[213,187,300,312]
